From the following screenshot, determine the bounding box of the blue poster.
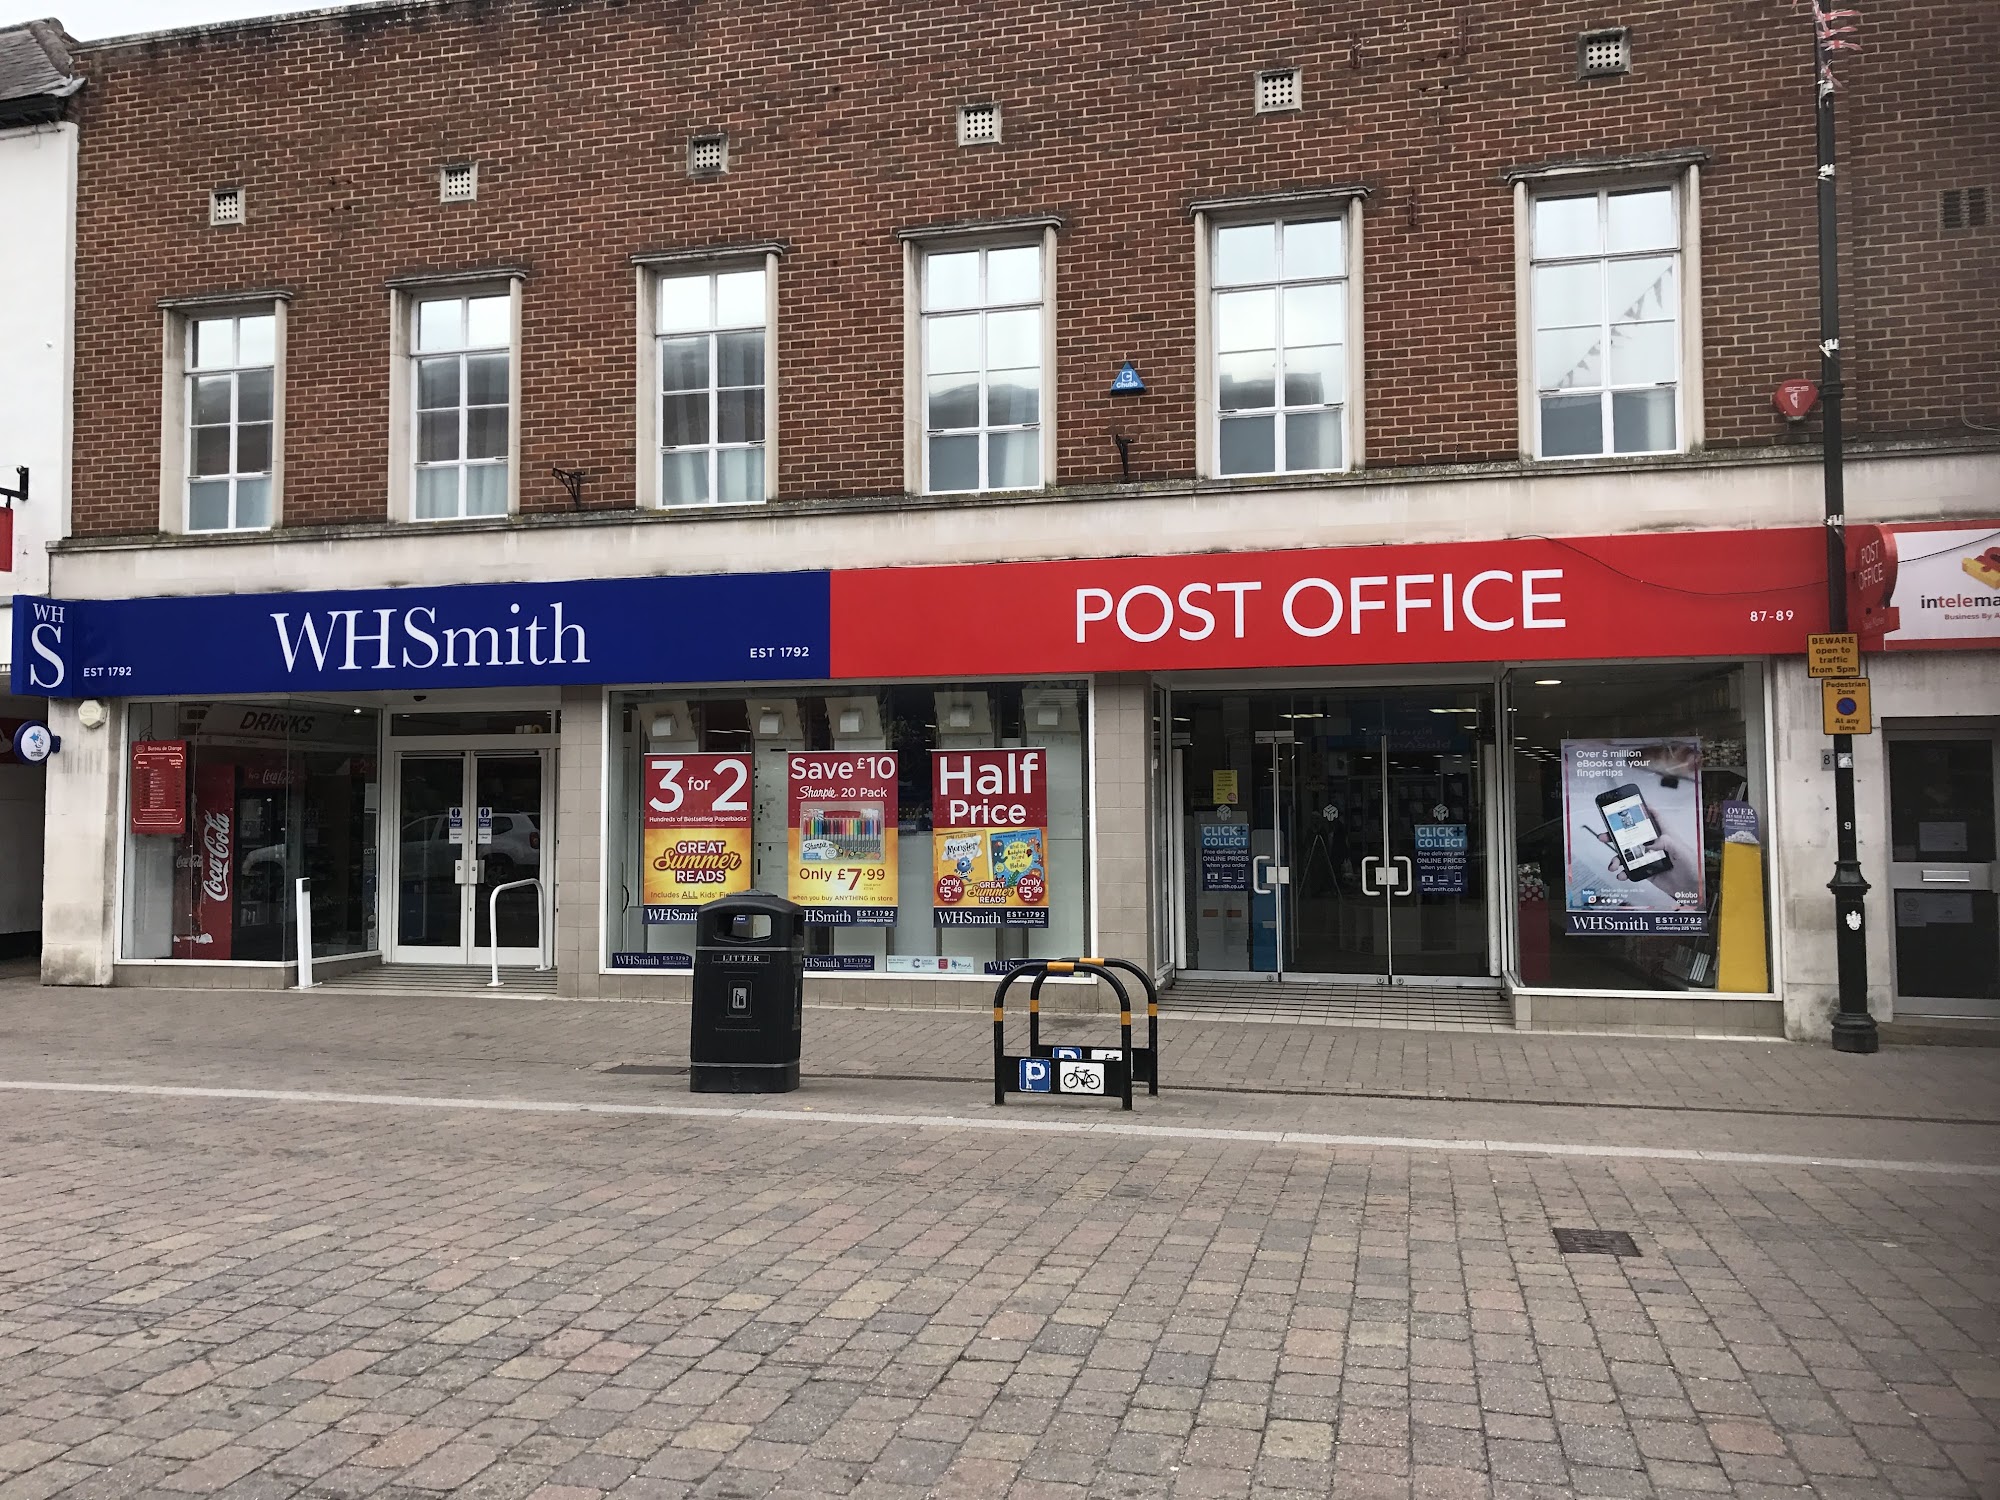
[1199,819,1250,891]
[11,570,830,698]
[1413,823,1467,894]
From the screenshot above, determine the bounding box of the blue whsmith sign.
[10,571,831,698]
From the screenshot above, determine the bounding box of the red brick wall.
[66,0,2000,536]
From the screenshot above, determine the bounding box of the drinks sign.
[641,753,752,921]
[932,749,1049,927]
[787,752,899,924]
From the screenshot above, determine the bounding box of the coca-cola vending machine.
[172,760,238,960]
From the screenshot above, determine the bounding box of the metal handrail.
[488,876,550,988]
[295,878,314,990]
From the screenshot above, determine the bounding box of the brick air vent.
[1578,28,1632,79]
[1255,68,1301,113]
[957,103,1001,146]
[688,134,728,176]
[439,162,478,203]
[1941,187,1989,231]
[208,186,243,226]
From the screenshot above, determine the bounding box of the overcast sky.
[0,0,365,41]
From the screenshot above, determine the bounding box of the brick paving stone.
[0,985,1995,1500]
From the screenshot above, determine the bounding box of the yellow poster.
[641,752,752,919]
[1212,769,1239,806]
[787,752,900,924]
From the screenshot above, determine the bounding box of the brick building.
[17,0,1999,1037]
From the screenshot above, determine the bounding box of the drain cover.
[1553,1227,1640,1257]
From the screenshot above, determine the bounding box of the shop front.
[25,517,1990,1037]
[1850,520,2000,1022]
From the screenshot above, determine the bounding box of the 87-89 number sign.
[642,753,753,920]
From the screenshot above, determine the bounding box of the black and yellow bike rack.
[991,956,1161,1109]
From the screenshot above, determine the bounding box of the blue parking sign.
[1052,1046,1081,1060]
[1018,1058,1053,1092]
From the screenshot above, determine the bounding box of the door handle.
[1393,855,1414,897]
[1361,854,1381,894]
[1252,855,1273,895]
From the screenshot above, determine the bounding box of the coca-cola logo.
[201,811,233,903]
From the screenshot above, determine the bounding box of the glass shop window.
[604,682,1090,975]
[122,701,380,961]
[1507,663,1771,993]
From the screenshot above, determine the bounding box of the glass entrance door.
[1888,731,1999,1017]
[1182,687,1492,982]
[391,749,548,966]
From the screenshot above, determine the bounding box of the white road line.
[1,1078,1994,1177]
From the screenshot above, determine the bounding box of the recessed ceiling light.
[1534,678,1563,686]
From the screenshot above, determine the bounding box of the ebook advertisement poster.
[1560,738,1707,935]
[932,748,1049,927]
[787,751,899,925]
[641,752,752,921]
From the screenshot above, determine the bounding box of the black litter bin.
[691,890,806,1093]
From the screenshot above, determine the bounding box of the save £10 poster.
[788,751,899,924]
[642,752,752,920]
[932,748,1049,927]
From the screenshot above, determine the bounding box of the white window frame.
[900,218,1060,495]
[1192,190,1367,478]
[384,272,524,522]
[157,293,288,534]
[1513,163,1703,460]
[632,245,782,509]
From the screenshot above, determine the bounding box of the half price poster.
[932,748,1050,927]
[788,751,899,924]
[642,752,752,920]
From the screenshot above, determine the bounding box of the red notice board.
[130,740,189,836]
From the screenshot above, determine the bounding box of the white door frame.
[386,737,556,967]
[1885,725,2000,1018]
[1169,678,1503,989]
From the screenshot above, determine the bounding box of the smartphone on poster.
[1594,783,1672,879]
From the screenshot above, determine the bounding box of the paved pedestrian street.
[0,980,1996,1499]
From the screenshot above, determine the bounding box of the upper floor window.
[1531,186,1681,458]
[1212,217,1350,477]
[413,292,511,519]
[921,242,1043,493]
[658,267,767,506]
[186,312,276,531]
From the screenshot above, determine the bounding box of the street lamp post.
[1810,3,1877,1054]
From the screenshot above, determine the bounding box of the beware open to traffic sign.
[1806,632,1860,678]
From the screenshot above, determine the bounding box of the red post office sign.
[130,740,189,836]
[832,528,1830,678]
